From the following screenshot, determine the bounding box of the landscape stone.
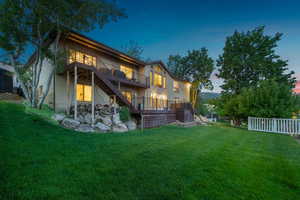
[125,120,137,130]
[52,114,65,122]
[62,118,80,129]
[75,124,94,133]
[94,122,111,132]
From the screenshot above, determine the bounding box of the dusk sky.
[85,0,300,92]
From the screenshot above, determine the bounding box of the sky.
[85,0,300,92]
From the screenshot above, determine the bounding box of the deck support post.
[74,65,78,120]
[142,96,145,111]
[92,71,95,124]
[66,70,70,115]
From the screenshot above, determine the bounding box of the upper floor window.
[173,81,179,92]
[76,84,92,102]
[122,91,132,103]
[154,73,163,87]
[120,65,133,80]
[69,49,96,67]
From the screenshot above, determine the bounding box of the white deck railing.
[248,117,300,135]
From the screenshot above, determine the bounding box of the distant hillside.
[200,92,221,103]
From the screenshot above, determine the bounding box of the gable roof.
[66,31,146,67]
[147,60,190,83]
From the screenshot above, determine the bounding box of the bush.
[119,106,131,122]
[214,80,299,125]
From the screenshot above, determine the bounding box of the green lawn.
[1,102,300,200]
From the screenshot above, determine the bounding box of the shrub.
[119,106,131,122]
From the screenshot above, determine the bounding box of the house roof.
[66,31,146,67]
[147,60,191,83]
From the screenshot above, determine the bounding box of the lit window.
[154,73,163,87]
[76,84,92,102]
[173,81,179,92]
[69,49,96,66]
[150,93,168,109]
[163,77,166,88]
[122,91,132,103]
[150,71,153,86]
[120,65,133,80]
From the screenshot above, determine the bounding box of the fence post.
[273,118,277,133]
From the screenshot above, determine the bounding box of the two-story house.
[39,31,193,128]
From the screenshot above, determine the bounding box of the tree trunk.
[37,31,62,109]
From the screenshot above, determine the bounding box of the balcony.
[98,68,150,88]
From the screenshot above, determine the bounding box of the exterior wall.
[54,73,111,112]
[142,64,190,102]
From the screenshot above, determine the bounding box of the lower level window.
[77,84,92,102]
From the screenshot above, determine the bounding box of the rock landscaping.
[54,102,137,133]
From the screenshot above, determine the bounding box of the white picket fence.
[248,117,300,135]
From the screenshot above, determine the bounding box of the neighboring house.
[37,31,193,128]
[0,62,19,93]
[293,80,300,95]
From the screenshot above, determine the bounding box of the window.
[154,73,163,87]
[122,91,132,103]
[76,84,92,102]
[163,77,166,88]
[150,71,153,86]
[173,81,179,92]
[150,93,168,109]
[120,65,134,80]
[69,49,96,66]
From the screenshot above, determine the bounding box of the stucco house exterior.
[37,31,193,128]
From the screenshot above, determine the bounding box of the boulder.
[75,124,94,133]
[125,120,137,131]
[84,113,92,124]
[77,115,86,124]
[199,115,210,123]
[62,118,80,129]
[94,122,111,132]
[52,114,65,122]
[97,115,112,126]
[112,123,128,133]
[112,113,122,124]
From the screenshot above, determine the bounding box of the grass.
[1,102,300,200]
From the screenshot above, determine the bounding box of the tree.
[0,0,125,108]
[121,40,143,60]
[217,26,295,95]
[214,80,299,126]
[215,26,296,125]
[167,48,214,108]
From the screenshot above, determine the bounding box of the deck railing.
[97,68,149,87]
[130,97,192,112]
[248,117,300,135]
